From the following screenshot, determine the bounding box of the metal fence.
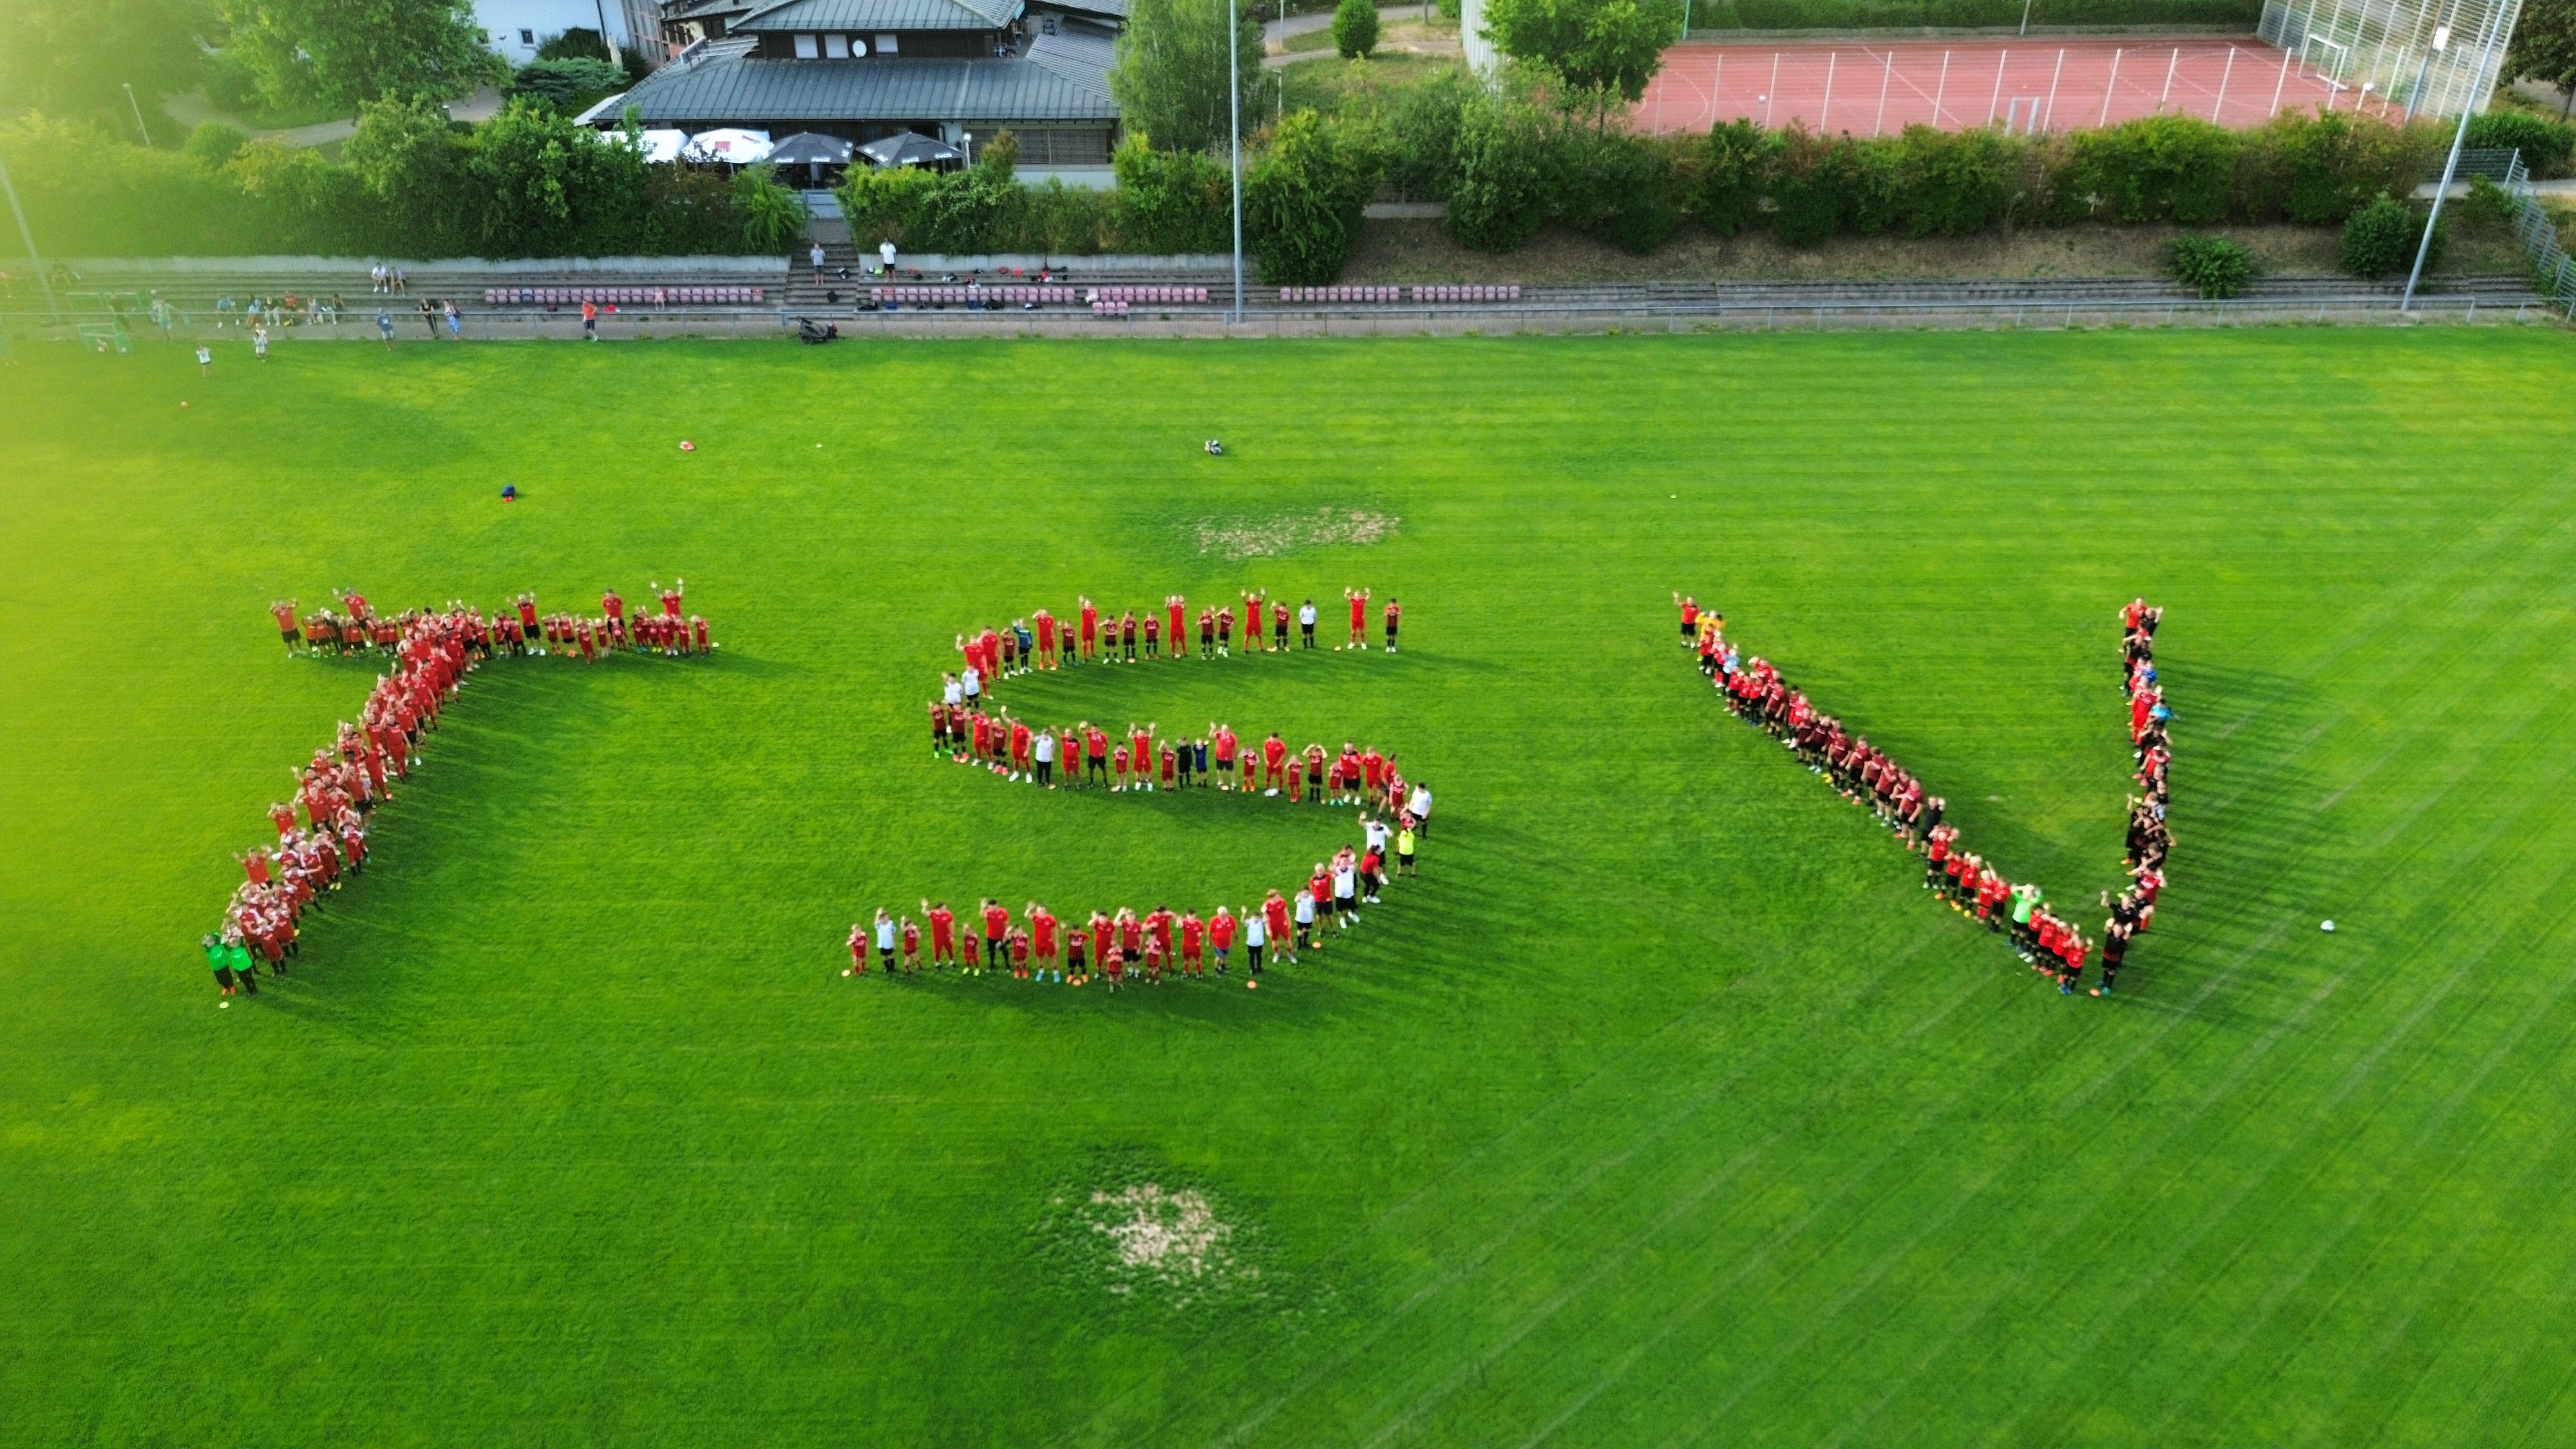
[2259,0,2520,118]
[2463,148,2576,317]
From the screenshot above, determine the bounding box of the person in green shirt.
[203,934,236,996]
[2009,884,2041,960]
[225,938,260,995]
[1396,820,1418,877]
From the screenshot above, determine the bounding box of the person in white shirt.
[1033,727,1056,788]
[1244,909,1267,974]
[960,664,981,709]
[879,239,897,274]
[942,672,963,708]
[1298,598,1318,649]
[1363,815,1390,855]
[874,909,897,972]
[1406,782,1432,837]
[1293,882,1317,955]
[810,240,828,281]
[1332,856,1358,927]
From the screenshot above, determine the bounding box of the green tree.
[2509,0,2576,117]
[1444,84,1551,251]
[1108,0,1273,154]
[1333,0,1381,58]
[0,0,211,129]
[1479,0,1682,124]
[460,99,650,255]
[215,0,504,110]
[1245,108,1381,281]
[346,92,466,246]
[734,162,811,252]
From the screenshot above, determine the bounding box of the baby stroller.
[795,316,840,345]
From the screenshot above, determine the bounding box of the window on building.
[823,32,849,56]
[519,28,535,43]
[875,32,898,52]
[794,32,820,56]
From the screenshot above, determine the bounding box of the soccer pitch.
[4,328,2574,1446]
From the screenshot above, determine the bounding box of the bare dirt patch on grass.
[1194,507,1403,560]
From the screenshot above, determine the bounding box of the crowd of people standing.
[209,583,713,1000]
[1680,592,2175,999]
[852,585,1434,994]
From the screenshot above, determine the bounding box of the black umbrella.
[858,131,965,169]
[768,132,857,166]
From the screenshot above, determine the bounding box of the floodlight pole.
[1229,0,1245,326]
[2402,0,2506,311]
[124,83,155,147]
[0,148,57,321]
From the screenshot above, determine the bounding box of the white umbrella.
[681,129,773,164]
[603,128,690,164]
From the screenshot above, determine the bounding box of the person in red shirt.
[1262,891,1292,967]
[270,598,301,654]
[1034,609,1058,669]
[1343,587,1369,649]
[1008,927,1032,980]
[1211,723,1238,791]
[960,930,981,973]
[1112,738,1130,792]
[1077,596,1098,661]
[1066,922,1090,985]
[1130,723,1154,787]
[1009,717,1033,780]
[1674,591,1698,645]
[1383,598,1401,653]
[1238,592,1261,652]
[1197,607,1215,657]
[1208,905,1237,974]
[1146,905,1175,976]
[1088,911,1114,988]
[1359,746,1385,797]
[1180,910,1205,976]
[1028,902,1059,981]
[1119,611,1138,663]
[1084,723,1109,786]
[1159,743,1177,788]
[847,922,868,976]
[1335,743,1363,806]
[1215,603,1233,655]
[1118,907,1144,973]
[1271,600,1289,651]
[920,899,957,968]
[1285,759,1303,804]
[1262,732,1289,792]
[1167,595,1188,657]
[1142,610,1160,659]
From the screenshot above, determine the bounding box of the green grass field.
[5,328,2575,1448]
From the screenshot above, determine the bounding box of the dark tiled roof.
[620,31,1117,123]
[731,0,1019,32]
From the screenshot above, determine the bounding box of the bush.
[2234,108,2438,225]
[183,120,251,169]
[1444,89,1551,251]
[1557,128,1681,254]
[2340,194,2443,277]
[976,128,1020,180]
[2058,113,2238,223]
[1333,0,1381,57]
[1246,109,1381,282]
[1891,124,2016,236]
[536,27,611,61]
[2456,173,2515,232]
[2166,233,2254,298]
[1770,125,1848,245]
[2465,109,2576,178]
[1110,135,1233,251]
[1384,64,1475,200]
[1699,118,1779,235]
[508,57,627,111]
[734,164,809,252]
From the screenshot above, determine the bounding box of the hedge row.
[1441,104,2459,254]
[838,125,1378,283]
[0,103,795,260]
[1690,0,2257,28]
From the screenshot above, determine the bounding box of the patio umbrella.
[681,128,774,164]
[768,131,857,185]
[858,131,963,169]
[768,132,856,166]
[611,128,690,164]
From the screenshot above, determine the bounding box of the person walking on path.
[811,240,828,281]
[375,308,395,349]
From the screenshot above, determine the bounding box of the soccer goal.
[2259,0,2521,118]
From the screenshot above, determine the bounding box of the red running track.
[1636,37,2395,137]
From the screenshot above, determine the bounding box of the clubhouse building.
[612,0,1125,182]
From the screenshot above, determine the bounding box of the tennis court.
[1636,37,2371,136]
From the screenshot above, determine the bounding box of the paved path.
[159,85,502,147]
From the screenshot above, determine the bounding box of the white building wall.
[473,0,653,62]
